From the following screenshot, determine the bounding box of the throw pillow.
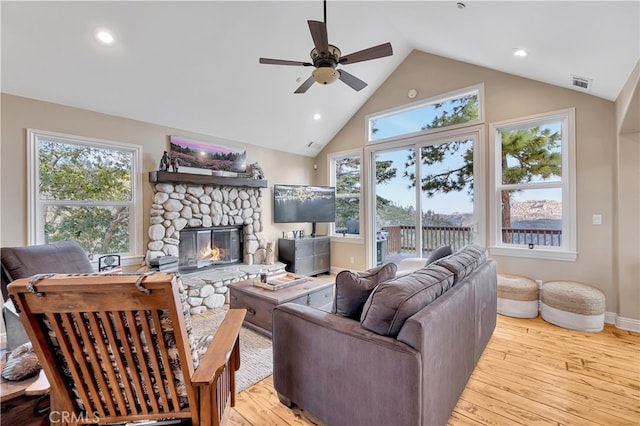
[360,264,454,337]
[425,245,453,264]
[1,342,41,381]
[333,263,397,319]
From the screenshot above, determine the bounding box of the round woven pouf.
[541,281,605,332]
[497,274,539,318]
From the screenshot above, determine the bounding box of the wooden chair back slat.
[149,309,183,412]
[72,311,120,416]
[140,315,167,413]
[111,311,146,415]
[120,311,151,414]
[97,311,135,414]
[54,312,107,417]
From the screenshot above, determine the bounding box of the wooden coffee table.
[228,275,334,337]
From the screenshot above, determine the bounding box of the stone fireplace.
[146,176,264,267]
[145,171,285,314]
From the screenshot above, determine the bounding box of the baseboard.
[610,313,640,332]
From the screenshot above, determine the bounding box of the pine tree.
[403,95,561,232]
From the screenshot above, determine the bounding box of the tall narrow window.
[329,151,362,236]
[28,129,142,259]
[490,109,576,260]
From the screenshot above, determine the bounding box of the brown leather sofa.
[272,244,497,426]
[1,240,94,349]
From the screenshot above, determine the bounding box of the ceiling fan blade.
[259,58,313,66]
[308,20,329,55]
[294,76,315,94]
[338,69,368,91]
[339,42,393,65]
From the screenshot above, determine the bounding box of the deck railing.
[383,225,474,253]
[501,227,562,246]
[383,225,562,254]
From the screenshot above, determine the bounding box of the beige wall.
[318,50,637,321]
[614,60,640,323]
[0,93,316,258]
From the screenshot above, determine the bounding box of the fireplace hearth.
[179,226,243,271]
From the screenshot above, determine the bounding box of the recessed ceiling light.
[94,29,115,46]
[513,49,528,57]
[313,114,321,121]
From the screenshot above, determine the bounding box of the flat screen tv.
[273,184,336,237]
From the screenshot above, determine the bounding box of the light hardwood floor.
[224,315,640,426]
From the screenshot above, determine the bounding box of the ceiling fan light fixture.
[312,67,339,85]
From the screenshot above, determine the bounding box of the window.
[366,84,484,143]
[369,128,484,263]
[489,108,576,260]
[329,150,362,237]
[28,129,142,260]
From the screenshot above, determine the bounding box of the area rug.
[190,310,273,392]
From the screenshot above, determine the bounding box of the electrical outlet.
[349,257,354,264]
[592,214,602,225]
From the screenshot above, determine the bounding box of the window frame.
[328,149,363,241]
[365,125,485,266]
[488,108,577,260]
[365,83,485,145]
[27,129,144,265]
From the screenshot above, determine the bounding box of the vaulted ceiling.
[2,1,638,157]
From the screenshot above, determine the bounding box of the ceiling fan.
[259,0,393,94]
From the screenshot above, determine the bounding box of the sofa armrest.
[272,303,421,426]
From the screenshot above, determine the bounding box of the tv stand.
[278,236,330,276]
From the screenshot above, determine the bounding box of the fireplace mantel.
[149,171,268,188]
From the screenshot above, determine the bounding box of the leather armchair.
[1,240,94,349]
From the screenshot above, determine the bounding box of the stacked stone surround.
[147,181,272,312]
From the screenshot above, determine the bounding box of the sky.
[374,148,474,215]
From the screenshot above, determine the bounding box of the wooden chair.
[8,272,246,426]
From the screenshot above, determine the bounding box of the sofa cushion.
[360,264,454,337]
[433,244,487,284]
[333,263,397,319]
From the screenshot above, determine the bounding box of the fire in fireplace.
[179,225,243,271]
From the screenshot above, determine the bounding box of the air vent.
[570,75,592,91]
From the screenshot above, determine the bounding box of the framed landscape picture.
[170,135,247,173]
